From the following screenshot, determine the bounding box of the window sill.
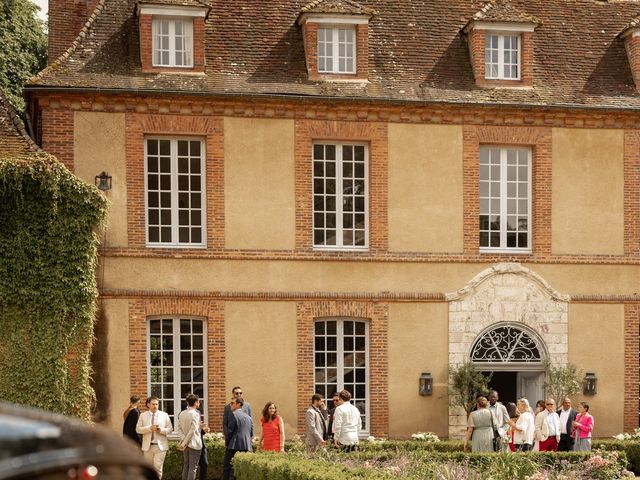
[479,248,532,255]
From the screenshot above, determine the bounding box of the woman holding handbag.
[572,402,594,451]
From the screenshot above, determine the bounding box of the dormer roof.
[469,0,540,25]
[300,0,375,16]
[620,14,640,38]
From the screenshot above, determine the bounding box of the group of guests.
[305,390,363,452]
[122,393,210,480]
[465,390,594,453]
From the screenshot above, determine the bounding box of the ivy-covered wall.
[0,153,106,419]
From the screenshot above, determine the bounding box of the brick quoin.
[624,303,640,432]
[296,301,389,438]
[128,298,225,431]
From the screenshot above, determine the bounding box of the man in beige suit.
[305,393,328,452]
[534,398,561,451]
[136,396,173,479]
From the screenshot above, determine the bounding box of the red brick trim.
[624,302,640,432]
[139,15,205,74]
[295,119,388,252]
[624,35,640,94]
[468,29,534,88]
[296,300,388,438]
[40,109,74,170]
[462,125,552,256]
[128,298,225,431]
[125,114,224,249]
[624,131,640,256]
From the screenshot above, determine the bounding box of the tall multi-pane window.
[317,26,355,73]
[148,317,206,424]
[145,138,205,247]
[314,318,369,433]
[485,33,520,79]
[479,146,531,251]
[313,143,368,249]
[152,18,193,67]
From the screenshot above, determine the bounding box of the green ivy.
[0,153,106,419]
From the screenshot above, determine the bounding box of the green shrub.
[162,439,226,480]
[594,439,640,473]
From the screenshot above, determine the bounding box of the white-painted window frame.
[144,137,206,248]
[317,25,356,74]
[312,142,369,250]
[152,17,193,68]
[485,32,521,80]
[147,317,207,427]
[479,146,531,253]
[313,318,370,436]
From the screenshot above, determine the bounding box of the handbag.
[490,409,501,452]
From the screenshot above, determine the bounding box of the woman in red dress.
[259,401,285,452]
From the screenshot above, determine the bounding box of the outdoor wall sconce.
[583,372,597,395]
[95,171,112,192]
[419,372,433,396]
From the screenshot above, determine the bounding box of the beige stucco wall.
[103,298,131,432]
[568,303,624,437]
[74,112,127,247]
[552,128,624,255]
[103,258,640,298]
[388,302,450,438]
[388,124,464,253]
[224,118,295,250]
[225,302,298,434]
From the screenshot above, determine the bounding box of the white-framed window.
[485,33,520,79]
[152,17,193,67]
[317,26,356,73]
[145,138,205,247]
[479,146,531,252]
[313,143,368,249]
[148,317,206,425]
[314,318,369,433]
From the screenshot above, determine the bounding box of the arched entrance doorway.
[446,263,570,437]
[470,323,546,406]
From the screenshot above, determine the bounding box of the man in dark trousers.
[557,396,578,451]
[223,398,253,480]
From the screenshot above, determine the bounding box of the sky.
[30,0,48,22]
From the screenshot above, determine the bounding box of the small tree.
[543,360,582,403]
[449,361,492,416]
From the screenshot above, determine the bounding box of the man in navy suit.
[223,397,253,480]
[557,396,578,451]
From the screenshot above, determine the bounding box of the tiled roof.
[137,0,210,9]
[300,0,375,15]
[26,0,640,110]
[471,0,540,25]
[0,94,39,158]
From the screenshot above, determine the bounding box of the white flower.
[411,431,440,442]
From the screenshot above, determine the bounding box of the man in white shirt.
[136,396,173,479]
[332,389,362,452]
[534,398,561,451]
[557,396,578,451]
[176,393,203,480]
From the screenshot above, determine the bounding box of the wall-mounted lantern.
[583,372,597,395]
[419,372,433,396]
[95,171,112,192]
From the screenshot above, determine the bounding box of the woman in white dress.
[508,398,535,451]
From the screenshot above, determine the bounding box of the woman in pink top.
[572,402,594,451]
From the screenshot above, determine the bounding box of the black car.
[0,401,158,479]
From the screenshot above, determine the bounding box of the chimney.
[47,0,100,63]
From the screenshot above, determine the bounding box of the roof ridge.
[26,0,107,86]
[0,94,41,154]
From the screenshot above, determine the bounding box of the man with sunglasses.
[534,398,561,451]
[222,387,253,446]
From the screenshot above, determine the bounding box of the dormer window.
[153,18,193,68]
[485,32,520,80]
[463,2,539,88]
[297,0,375,81]
[137,2,209,73]
[318,26,355,74]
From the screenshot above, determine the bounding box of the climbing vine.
[0,152,106,419]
